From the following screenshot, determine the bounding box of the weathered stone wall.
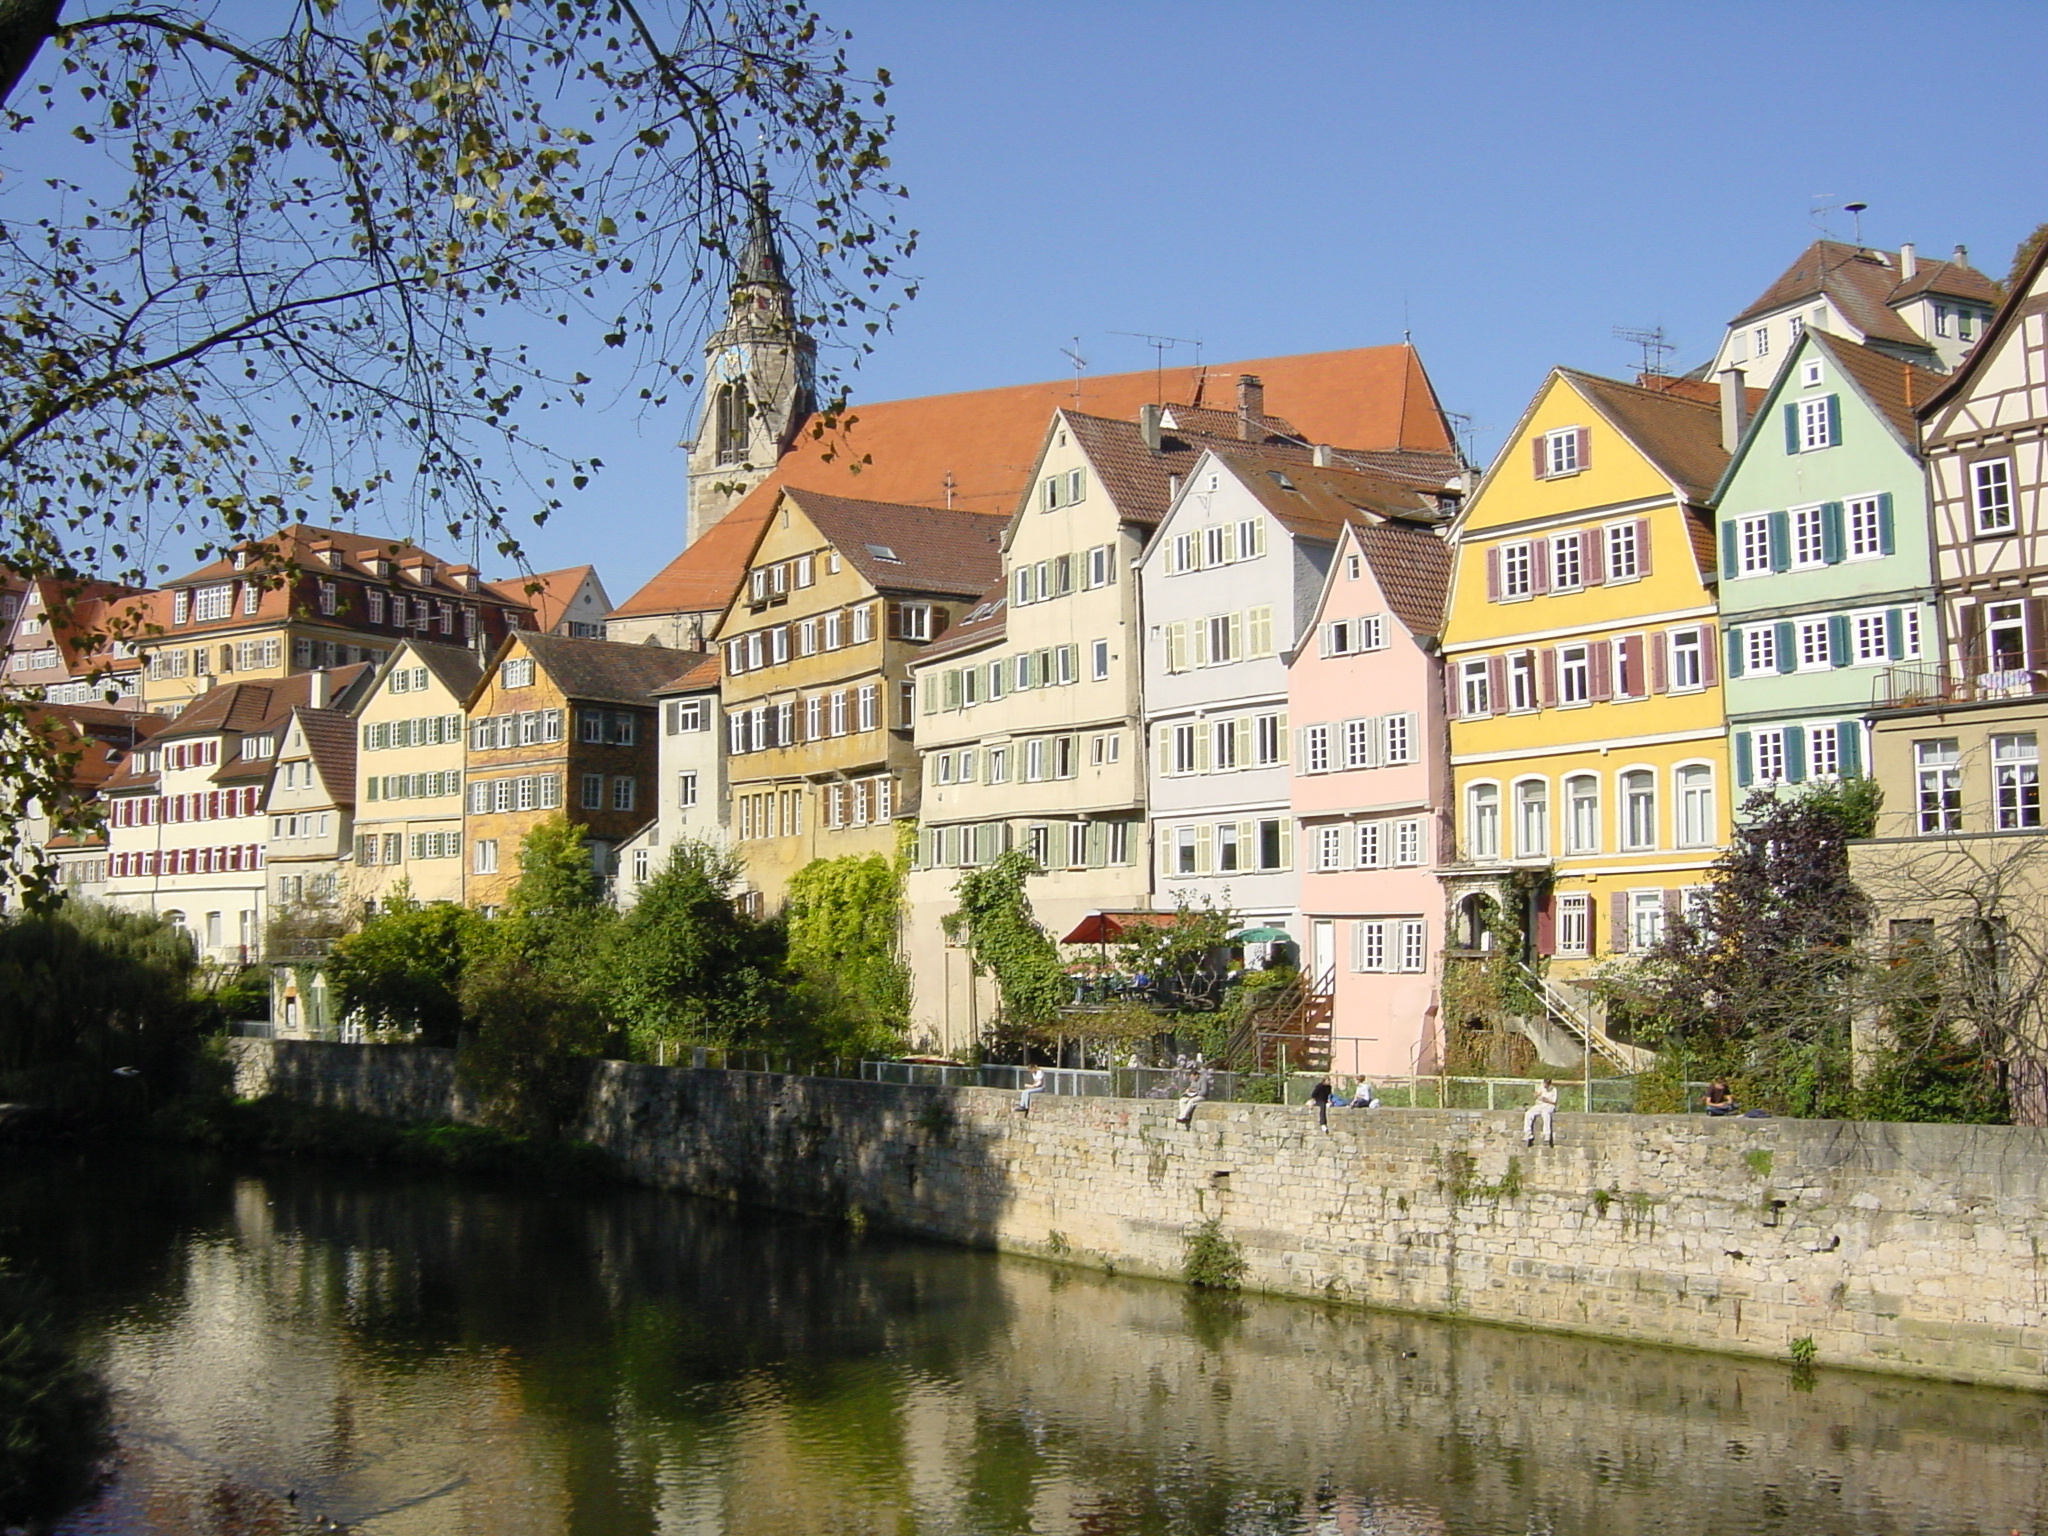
[229,1039,2048,1391]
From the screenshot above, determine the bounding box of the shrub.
[1182,1217,1247,1290]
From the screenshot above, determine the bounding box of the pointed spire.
[737,163,789,291]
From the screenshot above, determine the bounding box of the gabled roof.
[612,344,1456,619]
[285,707,358,806]
[1731,240,2001,346]
[914,582,1008,665]
[649,651,723,698]
[381,638,487,704]
[484,565,608,632]
[1213,452,1450,543]
[18,703,165,794]
[1349,520,1453,640]
[1919,231,2048,424]
[1562,370,1728,503]
[510,631,692,707]
[781,488,1005,599]
[163,524,530,613]
[1807,331,1944,447]
[152,665,374,743]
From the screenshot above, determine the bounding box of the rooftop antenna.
[1844,201,1869,246]
[1444,410,1476,469]
[1058,338,1087,406]
[1110,331,1202,404]
[1614,324,1674,380]
[942,470,956,510]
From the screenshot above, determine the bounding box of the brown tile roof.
[484,566,602,632]
[650,651,724,697]
[1806,331,1945,446]
[914,581,1008,664]
[291,707,358,805]
[1564,371,1728,504]
[19,704,165,793]
[1919,232,2048,425]
[393,638,487,702]
[1631,373,1769,412]
[1730,241,2002,346]
[612,344,1455,619]
[781,489,1006,599]
[1349,521,1453,640]
[1219,453,1450,543]
[165,525,531,613]
[516,631,692,707]
[153,666,375,744]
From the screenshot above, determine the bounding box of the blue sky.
[501,1,2048,600]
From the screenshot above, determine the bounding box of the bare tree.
[0,1,912,900]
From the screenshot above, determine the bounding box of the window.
[473,840,498,875]
[1565,774,1600,853]
[1500,542,1533,599]
[1089,731,1120,766]
[1797,395,1836,451]
[1847,496,1886,559]
[1620,770,1656,850]
[1935,305,1953,338]
[1551,535,1582,592]
[1915,739,1962,834]
[1996,734,2042,830]
[1236,518,1265,560]
[1398,920,1428,973]
[1304,724,1331,774]
[1605,521,1639,581]
[1750,727,1787,786]
[1555,893,1590,957]
[1676,764,1714,847]
[987,746,1009,784]
[1629,890,1666,952]
[1460,658,1492,717]
[1394,819,1422,865]
[1508,652,1537,712]
[580,772,604,810]
[1544,428,1583,476]
[1669,628,1703,690]
[1744,626,1777,675]
[1558,645,1590,705]
[1255,818,1288,870]
[1086,544,1115,588]
[501,657,535,688]
[1213,718,1239,771]
[1515,780,1549,858]
[1316,825,1345,871]
[1355,821,1382,868]
[1466,783,1500,860]
[1255,713,1286,767]
[850,605,875,644]
[1352,921,1386,973]
[1800,357,1824,387]
[1987,600,2028,674]
[1798,618,1832,670]
[1383,713,1414,765]
[1973,460,2016,535]
[858,683,879,732]
[1791,504,1827,568]
[1737,514,1773,577]
[612,777,636,812]
[1808,724,1842,781]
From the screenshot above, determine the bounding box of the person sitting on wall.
[1703,1081,1741,1117]
[1350,1079,1382,1110]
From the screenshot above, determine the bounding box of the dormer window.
[1935,305,1953,338]
[172,590,191,625]
[243,735,276,760]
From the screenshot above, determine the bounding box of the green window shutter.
[1726,626,1744,678]
[1877,491,1896,555]
[1719,519,1738,577]
[1783,403,1801,454]
[1784,725,1807,782]
[1769,510,1791,572]
[1825,394,1842,446]
[1774,621,1796,674]
[1735,732,1753,787]
[1837,721,1864,777]
[1829,614,1852,667]
[1885,609,1904,660]
[1821,501,1846,564]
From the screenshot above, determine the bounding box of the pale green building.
[1713,330,1945,792]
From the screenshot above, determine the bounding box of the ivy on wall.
[944,851,1066,1037]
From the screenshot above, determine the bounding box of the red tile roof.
[650,651,723,696]
[1220,454,1451,543]
[513,631,697,707]
[1731,240,2002,347]
[1806,332,1946,446]
[290,707,359,806]
[1349,521,1453,640]
[781,489,1006,600]
[613,344,1454,619]
[484,566,601,632]
[1564,371,1728,504]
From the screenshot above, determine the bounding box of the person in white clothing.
[1016,1066,1048,1113]
[1523,1078,1558,1147]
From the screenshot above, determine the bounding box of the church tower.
[685,170,816,545]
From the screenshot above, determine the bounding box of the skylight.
[864,543,901,562]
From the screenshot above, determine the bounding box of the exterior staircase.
[1223,972,1335,1073]
[1511,962,1657,1074]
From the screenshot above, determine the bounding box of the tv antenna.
[1843,201,1869,245]
[1614,324,1674,380]
[1111,330,1203,403]
[1058,337,1087,405]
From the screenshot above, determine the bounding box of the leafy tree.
[1113,889,1237,1012]
[603,838,782,1053]
[0,1,912,900]
[2010,221,2048,292]
[784,852,908,1054]
[1595,781,1877,1116]
[509,818,606,922]
[326,892,480,1045]
[945,851,1065,1040]
[0,901,198,1115]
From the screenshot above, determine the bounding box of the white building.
[616,651,725,900]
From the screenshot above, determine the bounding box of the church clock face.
[713,346,748,384]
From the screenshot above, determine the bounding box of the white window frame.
[1737,514,1773,577]
[1790,504,1827,569]
[1973,459,2016,535]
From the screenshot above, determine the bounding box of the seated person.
[1350,1079,1382,1110]
[1703,1080,1740,1117]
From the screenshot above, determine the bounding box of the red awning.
[1060,911,1178,945]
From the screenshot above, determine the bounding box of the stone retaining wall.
[228,1039,2048,1391]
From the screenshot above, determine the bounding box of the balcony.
[1876,664,2048,710]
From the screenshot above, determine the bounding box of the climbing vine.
[785,852,911,1055]
[944,851,1066,1036]
[1440,872,1546,1073]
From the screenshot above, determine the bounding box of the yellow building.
[1441,370,1731,1006]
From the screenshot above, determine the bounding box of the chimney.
[1312,444,1333,467]
[1718,366,1750,454]
[1138,402,1163,454]
[308,670,330,710]
[1954,244,1970,268]
[1899,242,1917,280]
[1236,374,1264,439]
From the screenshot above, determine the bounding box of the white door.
[1312,920,1336,990]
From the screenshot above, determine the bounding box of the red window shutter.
[886,602,903,640]
[1610,894,1631,954]
[1635,518,1652,575]
[1539,648,1557,708]
[932,606,951,635]
[1589,640,1613,701]
[1535,889,1557,956]
[1485,547,1502,602]
[1582,528,1605,585]
[1576,427,1593,470]
[1650,632,1668,693]
[1444,665,1461,721]
[1699,624,1719,686]
[1532,434,1550,479]
[1532,542,1551,595]
[1487,654,1507,706]
[1584,895,1599,957]
[1960,604,1984,674]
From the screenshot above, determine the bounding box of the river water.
[5,1149,2045,1536]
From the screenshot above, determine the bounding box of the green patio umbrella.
[1230,926,1293,943]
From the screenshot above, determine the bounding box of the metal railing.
[1878,662,2048,709]
[1510,962,1657,1073]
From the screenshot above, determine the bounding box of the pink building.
[1289,519,1453,1079]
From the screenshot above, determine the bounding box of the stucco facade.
[348,642,481,909]
[616,654,726,903]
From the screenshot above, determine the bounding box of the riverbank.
[228,1038,2048,1393]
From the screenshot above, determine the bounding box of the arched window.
[715,381,751,464]
[1621,770,1658,850]
[1467,783,1500,861]
[1676,764,1715,847]
[1565,774,1600,853]
[1514,779,1550,858]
